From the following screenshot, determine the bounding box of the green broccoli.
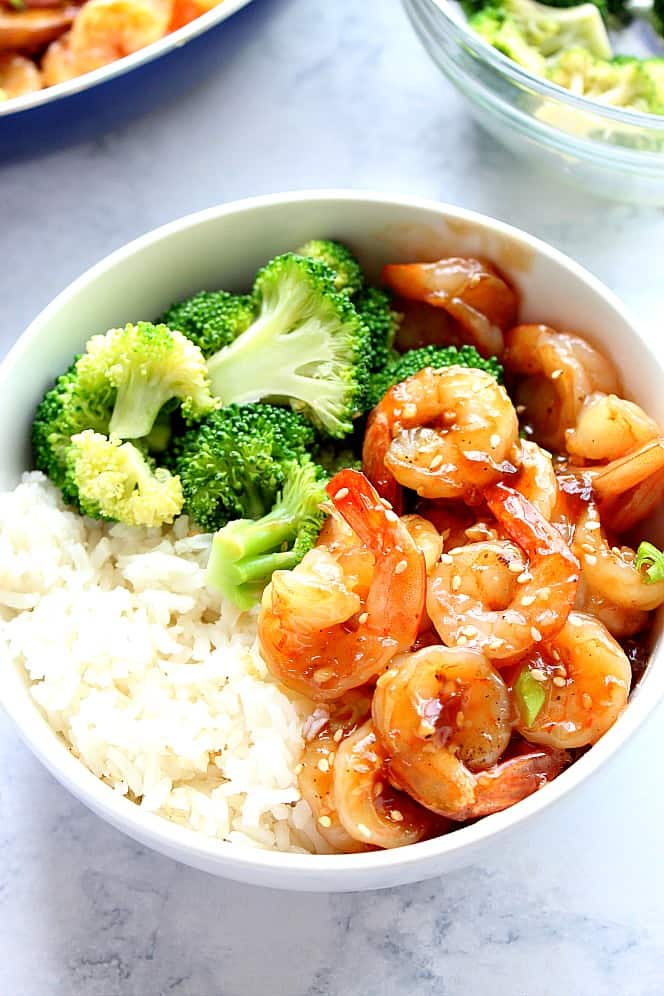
[206,459,328,610]
[76,322,217,441]
[313,441,363,476]
[32,362,115,500]
[547,49,663,113]
[296,239,364,297]
[468,0,612,75]
[655,0,664,35]
[159,290,256,356]
[529,0,633,29]
[204,254,370,438]
[355,287,401,373]
[65,430,183,527]
[168,403,317,532]
[366,344,504,410]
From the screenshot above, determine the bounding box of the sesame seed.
[430,453,444,470]
[582,693,593,709]
[456,635,468,646]
[440,554,454,565]
[552,676,566,687]
[358,612,369,624]
[358,823,372,839]
[581,543,595,554]
[452,575,462,591]
[384,509,398,523]
[585,554,598,566]
[585,520,601,531]
[313,667,333,685]
[456,710,465,727]
[611,546,622,556]
[443,410,456,421]
[530,626,542,642]
[333,727,344,743]
[294,763,303,775]
[516,404,526,414]
[539,588,550,599]
[551,649,561,662]
[521,594,536,607]
[461,625,478,638]
[390,810,404,822]
[334,487,349,501]
[318,815,332,828]
[488,636,505,650]
[551,369,563,380]
[373,781,384,798]
[490,434,501,449]
[517,572,532,584]
[317,758,330,773]
[328,752,336,766]
[530,668,547,682]
[508,561,524,574]
[395,559,408,575]
[404,403,417,418]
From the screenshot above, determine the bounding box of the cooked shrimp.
[0,7,74,52]
[512,612,631,748]
[363,366,519,503]
[427,484,579,660]
[43,0,172,82]
[259,470,426,701]
[505,325,620,451]
[401,514,443,573]
[382,258,518,358]
[511,440,558,520]
[592,436,664,532]
[574,575,648,639]
[414,501,477,551]
[332,721,441,849]
[566,393,659,464]
[0,51,41,97]
[372,645,568,820]
[573,505,664,612]
[298,690,373,852]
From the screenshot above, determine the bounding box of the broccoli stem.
[110,380,171,440]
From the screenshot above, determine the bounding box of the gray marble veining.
[1,1,663,993]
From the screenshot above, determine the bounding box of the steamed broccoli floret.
[32,362,114,499]
[355,287,401,373]
[547,49,662,113]
[205,254,370,438]
[366,344,504,410]
[296,240,364,297]
[313,442,363,476]
[468,0,612,74]
[159,290,256,356]
[169,403,317,532]
[206,459,328,610]
[65,430,183,527]
[76,322,217,440]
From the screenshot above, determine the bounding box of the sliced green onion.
[515,667,546,728]
[635,542,664,584]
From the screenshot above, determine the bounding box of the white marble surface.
[2,1,664,993]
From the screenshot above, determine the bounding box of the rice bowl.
[1,191,663,892]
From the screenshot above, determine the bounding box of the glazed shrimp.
[372,645,568,821]
[505,325,619,451]
[298,691,373,852]
[566,393,659,464]
[592,436,664,532]
[363,366,519,503]
[332,721,442,849]
[511,440,558,520]
[0,7,74,51]
[427,484,579,660]
[43,0,172,82]
[0,51,41,97]
[259,470,426,701]
[512,612,631,748]
[401,514,443,573]
[382,257,518,358]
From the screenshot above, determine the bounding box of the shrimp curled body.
[372,645,569,821]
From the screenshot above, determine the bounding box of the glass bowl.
[403,0,664,205]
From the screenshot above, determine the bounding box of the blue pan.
[0,0,256,161]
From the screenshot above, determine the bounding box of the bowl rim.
[410,0,664,133]
[0,0,255,120]
[2,188,663,882]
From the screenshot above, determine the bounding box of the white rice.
[0,473,329,853]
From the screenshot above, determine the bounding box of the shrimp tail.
[486,482,580,569]
[470,745,570,818]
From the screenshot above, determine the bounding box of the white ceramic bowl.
[1,191,662,892]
